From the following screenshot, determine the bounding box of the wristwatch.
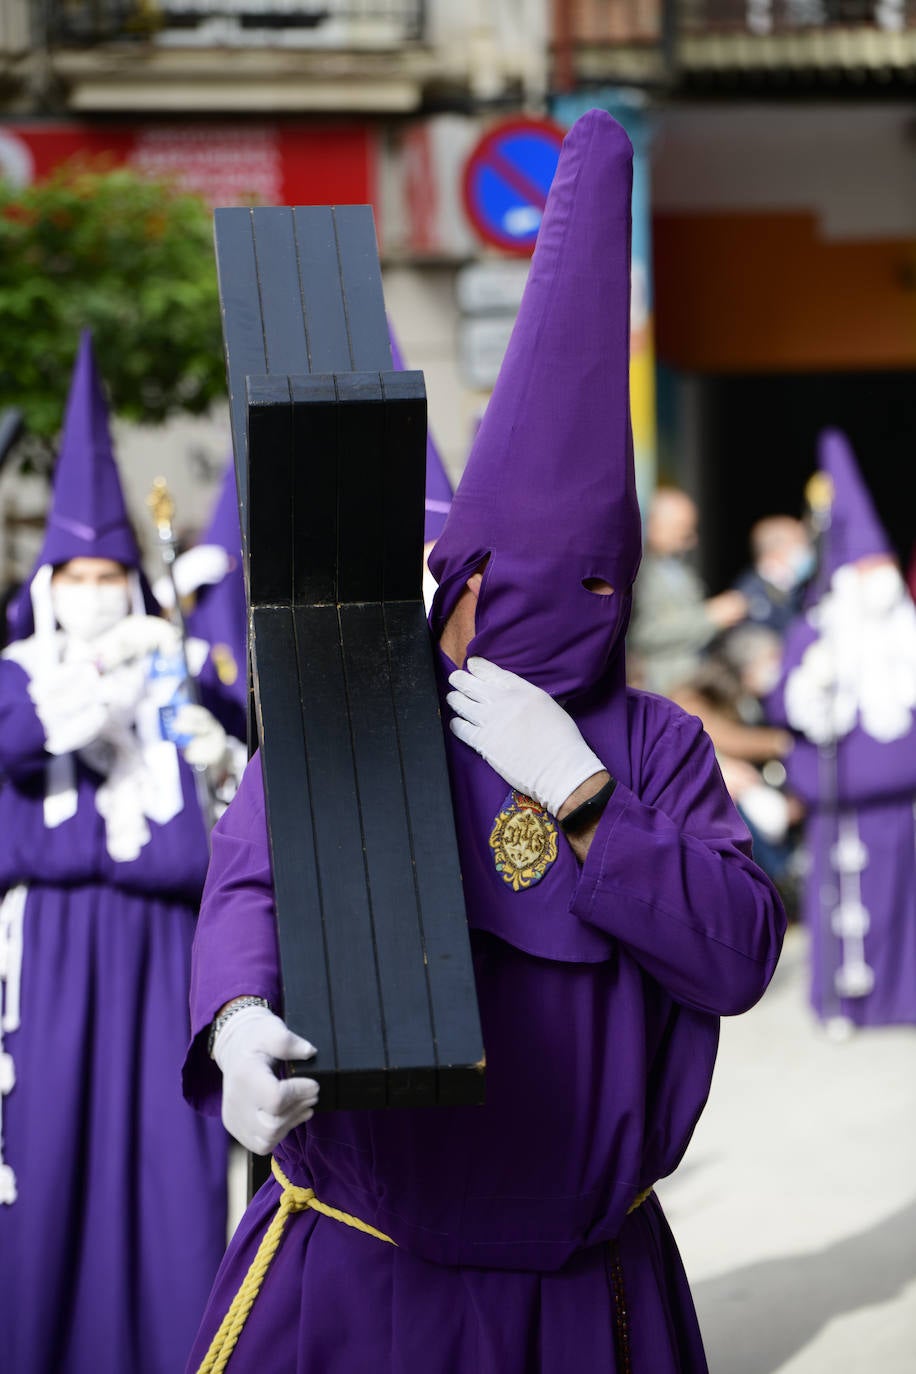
[559,776,617,834]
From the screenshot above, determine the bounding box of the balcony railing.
[48,0,426,48]
[679,0,914,34]
[551,0,916,85]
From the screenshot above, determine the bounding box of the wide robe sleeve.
[0,659,52,782]
[571,699,786,1017]
[183,748,283,1115]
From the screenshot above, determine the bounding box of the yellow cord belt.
[195,1157,653,1374]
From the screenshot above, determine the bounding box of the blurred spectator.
[670,627,803,912]
[628,487,747,694]
[732,515,815,636]
[767,428,916,1031]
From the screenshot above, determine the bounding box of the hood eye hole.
[582,577,615,596]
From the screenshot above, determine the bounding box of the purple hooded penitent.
[187,456,248,733]
[387,320,453,543]
[5,331,148,643]
[769,429,916,1026]
[182,110,785,1374]
[0,333,230,1372]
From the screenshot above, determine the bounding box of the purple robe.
[181,680,784,1373]
[0,657,229,1374]
[769,616,916,1026]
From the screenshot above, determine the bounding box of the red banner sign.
[0,121,375,210]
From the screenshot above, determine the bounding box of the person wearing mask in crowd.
[627,486,747,695]
[180,110,785,1374]
[767,429,916,1031]
[0,333,240,1373]
[732,515,815,638]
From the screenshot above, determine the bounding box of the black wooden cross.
[214,205,484,1111]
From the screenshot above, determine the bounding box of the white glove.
[173,703,229,770]
[447,657,603,817]
[93,615,181,671]
[28,659,110,755]
[738,784,790,844]
[213,1005,319,1156]
[153,545,231,609]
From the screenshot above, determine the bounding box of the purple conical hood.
[188,457,248,719]
[429,109,640,704]
[37,331,141,570]
[817,428,892,577]
[202,453,243,556]
[6,331,143,642]
[425,110,641,968]
[387,320,453,543]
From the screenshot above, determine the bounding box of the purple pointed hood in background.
[187,456,248,717]
[6,330,143,642]
[202,453,244,561]
[387,320,454,544]
[429,109,640,965]
[816,428,892,579]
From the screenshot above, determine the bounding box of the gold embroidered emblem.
[489,791,558,891]
[211,643,239,687]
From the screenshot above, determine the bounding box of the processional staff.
[146,475,219,833]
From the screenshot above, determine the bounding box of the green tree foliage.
[0,159,224,440]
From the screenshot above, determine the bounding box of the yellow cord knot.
[195,1158,394,1374]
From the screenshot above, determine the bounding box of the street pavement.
[657,923,916,1374]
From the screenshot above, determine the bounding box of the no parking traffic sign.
[461,118,565,256]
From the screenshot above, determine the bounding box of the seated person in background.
[671,625,804,915]
[627,487,747,696]
[732,515,814,637]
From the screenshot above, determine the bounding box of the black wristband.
[559,776,617,834]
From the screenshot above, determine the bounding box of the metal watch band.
[207,995,271,1059]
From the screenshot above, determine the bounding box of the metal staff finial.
[805,471,834,521]
[147,475,176,536]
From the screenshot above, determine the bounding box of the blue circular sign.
[462,118,565,256]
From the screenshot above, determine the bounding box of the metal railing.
[47,0,426,46]
[550,0,916,85]
[678,0,914,33]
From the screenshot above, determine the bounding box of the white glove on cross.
[447,657,604,817]
[213,1005,319,1156]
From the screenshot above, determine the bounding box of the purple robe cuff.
[572,712,786,1016]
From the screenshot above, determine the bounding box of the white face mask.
[52,582,130,642]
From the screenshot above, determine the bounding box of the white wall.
[652,103,916,241]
